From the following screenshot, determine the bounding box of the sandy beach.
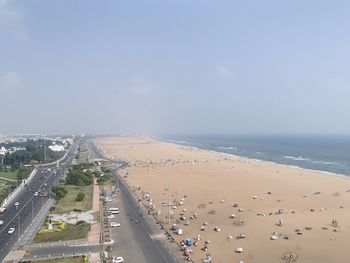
[94,136,350,263]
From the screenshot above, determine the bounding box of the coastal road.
[106,179,180,263]
[89,139,182,262]
[0,143,78,262]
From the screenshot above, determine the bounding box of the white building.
[0,146,7,155]
[48,144,65,152]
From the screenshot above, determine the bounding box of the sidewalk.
[28,239,88,248]
[87,178,100,245]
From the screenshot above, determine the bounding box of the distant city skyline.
[1,0,350,135]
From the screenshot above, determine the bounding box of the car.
[111,210,120,214]
[14,202,19,206]
[113,257,124,263]
[107,214,115,219]
[34,192,39,197]
[8,228,15,234]
[0,220,4,226]
[110,222,121,227]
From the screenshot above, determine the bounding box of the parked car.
[107,214,115,219]
[113,257,124,263]
[111,210,120,214]
[14,202,19,206]
[110,222,121,227]
[0,220,4,226]
[8,228,15,234]
[34,192,39,197]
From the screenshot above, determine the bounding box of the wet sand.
[94,136,350,263]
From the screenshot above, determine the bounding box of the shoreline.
[95,136,350,263]
[158,136,350,181]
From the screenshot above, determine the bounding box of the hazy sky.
[1,0,350,135]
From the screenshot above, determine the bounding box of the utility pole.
[18,214,20,240]
[44,139,47,163]
[168,166,171,226]
[32,200,34,222]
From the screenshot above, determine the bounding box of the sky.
[1,0,350,135]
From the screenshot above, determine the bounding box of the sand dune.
[95,136,350,263]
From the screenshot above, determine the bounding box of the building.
[48,144,65,152]
[0,147,7,155]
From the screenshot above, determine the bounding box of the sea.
[158,135,350,176]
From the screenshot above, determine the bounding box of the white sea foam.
[169,139,189,144]
[218,146,237,150]
[283,156,310,161]
[312,161,339,165]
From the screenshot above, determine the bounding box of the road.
[89,140,182,262]
[0,142,78,262]
[106,178,179,263]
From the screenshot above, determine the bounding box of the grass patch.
[78,151,89,164]
[0,171,18,181]
[33,223,90,243]
[78,143,89,164]
[28,257,84,263]
[54,184,93,213]
[0,179,16,204]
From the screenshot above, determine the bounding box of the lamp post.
[168,166,171,226]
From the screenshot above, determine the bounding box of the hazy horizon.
[1,0,350,135]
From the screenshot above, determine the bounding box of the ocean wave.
[169,139,189,144]
[256,152,264,155]
[218,146,237,150]
[283,156,310,161]
[312,161,339,165]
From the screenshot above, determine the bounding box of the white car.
[0,220,3,226]
[111,210,120,214]
[34,192,39,197]
[8,228,15,234]
[113,257,124,263]
[14,202,19,206]
[110,222,121,227]
[107,214,115,219]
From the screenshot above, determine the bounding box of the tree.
[66,169,92,186]
[97,177,106,185]
[52,186,68,200]
[17,166,34,181]
[76,192,85,201]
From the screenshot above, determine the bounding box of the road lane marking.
[150,233,167,240]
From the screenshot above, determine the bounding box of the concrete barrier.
[1,167,37,208]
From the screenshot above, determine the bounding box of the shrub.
[52,186,68,200]
[83,253,89,263]
[58,222,65,230]
[76,220,85,226]
[97,177,106,185]
[76,192,85,201]
[38,229,50,235]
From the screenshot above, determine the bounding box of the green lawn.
[0,171,18,181]
[0,179,16,204]
[33,223,90,243]
[78,143,89,164]
[29,257,84,263]
[78,151,89,164]
[53,184,93,213]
